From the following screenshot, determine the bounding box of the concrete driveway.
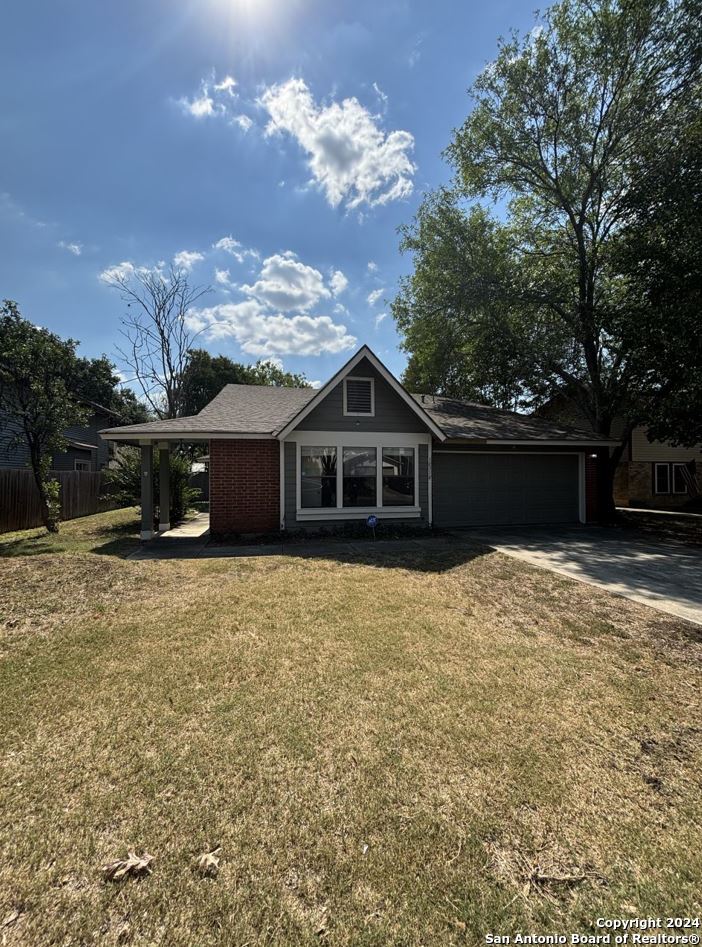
[461,526,702,625]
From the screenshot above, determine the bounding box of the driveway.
[460,526,702,625]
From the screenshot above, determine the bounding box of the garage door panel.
[433,453,579,527]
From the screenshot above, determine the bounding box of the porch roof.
[100,384,316,441]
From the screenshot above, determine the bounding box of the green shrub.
[103,446,200,527]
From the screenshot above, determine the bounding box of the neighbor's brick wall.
[627,461,700,509]
[210,439,280,535]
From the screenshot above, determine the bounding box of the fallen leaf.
[1,910,23,929]
[196,847,221,877]
[102,851,154,882]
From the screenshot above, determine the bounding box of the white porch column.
[158,442,170,532]
[139,441,154,540]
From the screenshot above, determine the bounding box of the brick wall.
[627,461,700,509]
[210,439,280,535]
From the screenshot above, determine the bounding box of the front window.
[301,447,337,508]
[382,447,415,506]
[343,447,377,506]
[672,463,688,494]
[654,463,670,494]
[74,460,90,472]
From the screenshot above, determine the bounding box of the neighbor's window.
[301,447,337,508]
[343,447,377,506]
[672,463,689,495]
[654,463,670,494]
[343,377,374,416]
[74,460,90,472]
[382,447,415,506]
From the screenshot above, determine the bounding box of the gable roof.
[412,394,615,443]
[275,345,447,441]
[100,345,615,445]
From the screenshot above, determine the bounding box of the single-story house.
[100,345,616,539]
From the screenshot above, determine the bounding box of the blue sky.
[1,0,537,387]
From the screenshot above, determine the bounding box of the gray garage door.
[433,452,580,527]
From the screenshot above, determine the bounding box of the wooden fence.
[0,469,121,533]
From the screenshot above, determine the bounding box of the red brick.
[209,439,279,535]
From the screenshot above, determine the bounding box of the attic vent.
[343,376,374,416]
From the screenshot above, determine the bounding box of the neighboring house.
[0,401,120,472]
[537,396,701,510]
[100,345,616,539]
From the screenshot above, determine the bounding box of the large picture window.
[301,447,337,508]
[342,447,377,506]
[382,447,415,506]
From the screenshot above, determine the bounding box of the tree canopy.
[393,0,702,507]
[180,349,310,417]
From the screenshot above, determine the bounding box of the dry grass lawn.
[1,510,701,945]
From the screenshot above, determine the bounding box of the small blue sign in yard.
[366,514,378,529]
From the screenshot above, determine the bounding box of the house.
[537,396,701,510]
[0,401,119,472]
[99,346,616,539]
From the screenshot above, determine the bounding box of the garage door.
[433,452,580,527]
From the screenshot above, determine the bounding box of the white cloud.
[367,287,384,306]
[375,311,388,328]
[179,73,236,118]
[233,114,253,132]
[372,81,388,113]
[242,251,330,312]
[173,249,205,271]
[214,75,237,96]
[309,379,322,389]
[260,355,284,370]
[99,261,135,283]
[58,240,82,256]
[260,78,416,210]
[212,235,258,264]
[329,269,348,296]
[186,300,356,357]
[367,260,378,272]
[214,267,232,287]
[180,91,218,118]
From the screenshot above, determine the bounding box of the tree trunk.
[29,447,60,533]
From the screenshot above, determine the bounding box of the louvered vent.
[345,377,373,415]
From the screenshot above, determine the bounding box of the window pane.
[673,464,688,494]
[301,447,337,508]
[382,447,415,506]
[343,447,376,506]
[655,464,670,494]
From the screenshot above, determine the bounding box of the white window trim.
[74,459,91,472]
[654,462,671,495]
[292,431,428,521]
[342,376,375,417]
[672,462,689,495]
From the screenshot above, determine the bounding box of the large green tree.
[393,0,702,512]
[0,301,88,531]
[180,349,310,417]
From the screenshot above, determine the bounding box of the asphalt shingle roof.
[411,394,606,442]
[100,385,316,438]
[101,383,610,443]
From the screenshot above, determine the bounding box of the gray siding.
[1,409,112,472]
[284,439,429,530]
[296,358,428,433]
[0,412,31,468]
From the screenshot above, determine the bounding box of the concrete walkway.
[461,525,702,625]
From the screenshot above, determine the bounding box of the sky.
[0,0,538,389]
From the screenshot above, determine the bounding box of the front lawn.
[1,514,700,945]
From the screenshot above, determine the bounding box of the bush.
[102,446,200,527]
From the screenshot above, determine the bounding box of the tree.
[616,97,702,446]
[71,354,150,424]
[105,264,210,419]
[180,349,310,417]
[0,301,87,531]
[393,0,702,514]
